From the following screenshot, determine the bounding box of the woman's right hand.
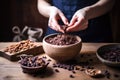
[48,6,68,33]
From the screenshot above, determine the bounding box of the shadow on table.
[27,67,54,78]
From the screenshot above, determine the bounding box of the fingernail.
[61,30,65,33]
[65,22,69,25]
[66,22,69,24]
[68,24,71,26]
[66,28,68,32]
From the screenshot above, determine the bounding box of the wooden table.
[0,42,120,80]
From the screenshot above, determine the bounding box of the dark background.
[0,0,48,42]
[0,0,120,42]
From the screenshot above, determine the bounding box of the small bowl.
[19,56,49,74]
[21,63,48,74]
[96,44,120,67]
[42,33,82,62]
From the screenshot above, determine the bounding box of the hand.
[48,6,68,33]
[66,9,88,32]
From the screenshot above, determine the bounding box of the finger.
[66,21,79,32]
[66,20,88,32]
[52,18,65,33]
[79,21,88,30]
[66,17,81,32]
[59,12,69,25]
[48,18,52,27]
[69,15,78,26]
[49,18,64,33]
[48,18,58,30]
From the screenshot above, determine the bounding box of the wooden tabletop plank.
[0,42,120,80]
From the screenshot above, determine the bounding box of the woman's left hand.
[66,9,88,32]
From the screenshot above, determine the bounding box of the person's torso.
[52,0,98,21]
[47,0,113,42]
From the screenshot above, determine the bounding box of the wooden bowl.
[96,44,120,67]
[19,56,49,74]
[21,64,48,74]
[42,33,82,62]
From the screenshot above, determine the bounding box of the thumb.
[69,15,77,26]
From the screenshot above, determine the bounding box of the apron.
[46,0,113,42]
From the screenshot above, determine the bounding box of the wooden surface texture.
[0,42,120,80]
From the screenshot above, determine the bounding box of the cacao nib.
[104,70,111,79]
[55,69,60,73]
[19,55,46,67]
[72,71,76,74]
[70,74,75,78]
[45,34,78,45]
[101,47,120,62]
[114,74,119,78]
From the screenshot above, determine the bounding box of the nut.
[85,69,102,77]
[4,40,37,54]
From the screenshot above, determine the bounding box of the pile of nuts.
[19,55,46,67]
[45,34,78,45]
[4,40,37,54]
[101,47,120,62]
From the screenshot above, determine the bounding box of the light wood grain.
[0,42,120,80]
[0,42,44,61]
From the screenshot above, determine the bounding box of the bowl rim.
[21,63,48,69]
[19,57,49,69]
[43,33,82,48]
[96,44,120,64]
[20,61,49,69]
